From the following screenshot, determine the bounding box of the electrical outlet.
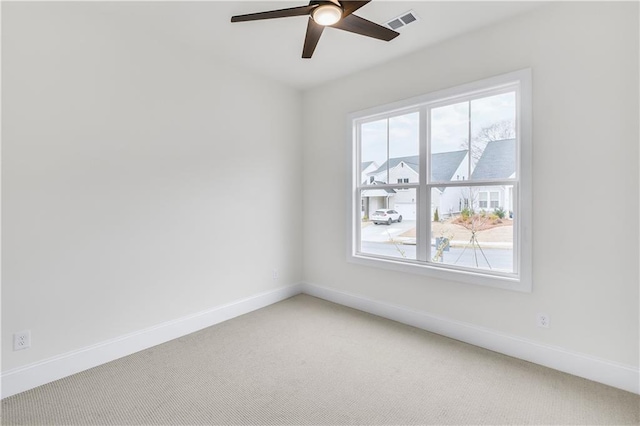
[536,313,550,328]
[14,330,31,351]
[272,269,279,280]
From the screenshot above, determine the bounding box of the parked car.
[371,209,402,225]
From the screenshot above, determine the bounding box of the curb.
[397,238,512,249]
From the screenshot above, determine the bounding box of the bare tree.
[461,120,515,164]
[475,120,515,143]
[454,188,493,268]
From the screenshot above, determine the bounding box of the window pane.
[360,188,417,260]
[430,186,514,273]
[470,92,516,179]
[430,102,469,183]
[389,112,420,181]
[361,119,388,184]
[479,192,488,208]
[490,191,500,208]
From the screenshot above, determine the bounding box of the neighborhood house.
[361,139,516,221]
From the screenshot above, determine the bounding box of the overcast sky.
[361,92,515,165]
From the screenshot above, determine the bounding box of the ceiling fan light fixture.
[311,4,342,26]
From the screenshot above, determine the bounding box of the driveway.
[361,220,416,243]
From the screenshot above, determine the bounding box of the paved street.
[360,241,513,271]
[360,220,514,272]
[361,220,417,242]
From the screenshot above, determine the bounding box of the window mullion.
[386,118,390,185]
[418,106,429,262]
[467,100,472,181]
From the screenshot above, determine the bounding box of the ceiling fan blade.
[341,1,371,17]
[331,14,399,41]
[231,5,315,23]
[302,18,325,58]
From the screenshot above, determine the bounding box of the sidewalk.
[395,220,514,249]
[398,238,513,249]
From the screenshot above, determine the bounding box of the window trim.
[346,69,532,292]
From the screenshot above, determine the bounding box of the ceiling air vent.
[386,10,419,31]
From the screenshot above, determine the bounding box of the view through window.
[350,71,531,290]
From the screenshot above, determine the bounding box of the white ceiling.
[99,1,544,90]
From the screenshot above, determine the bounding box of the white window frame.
[346,69,532,292]
[489,191,500,209]
[479,192,489,209]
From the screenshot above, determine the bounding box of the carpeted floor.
[2,294,639,425]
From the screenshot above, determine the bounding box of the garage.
[394,203,416,221]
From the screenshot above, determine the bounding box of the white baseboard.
[1,284,303,399]
[301,282,640,395]
[4,282,637,399]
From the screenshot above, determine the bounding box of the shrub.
[461,207,471,220]
[493,207,506,219]
[434,208,439,222]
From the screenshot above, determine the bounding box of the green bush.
[461,207,471,220]
[493,207,506,219]
[433,208,439,222]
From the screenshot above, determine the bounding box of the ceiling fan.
[230,1,399,59]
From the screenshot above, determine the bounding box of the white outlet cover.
[536,313,550,328]
[13,330,31,351]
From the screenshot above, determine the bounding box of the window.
[479,191,500,209]
[479,192,488,209]
[490,192,500,209]
[348,70,532,291]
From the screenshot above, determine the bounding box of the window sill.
[348,253,531,292]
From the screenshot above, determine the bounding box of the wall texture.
[302,2,639,366]
[2,3,302,371]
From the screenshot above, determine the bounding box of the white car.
[371,209,402,225]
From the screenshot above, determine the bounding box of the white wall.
[302,2,639,367]
[2,3,302,371]
[2,0,638,389]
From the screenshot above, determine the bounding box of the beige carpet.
[2,294,638,425]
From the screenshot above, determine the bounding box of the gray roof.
[361,161,375,170]
[431,150,467,182]
[362,141,513,186]
[471,139,516,180]
[362,180,396,196]
[361,188,396,197]
[369,155,420,175]
[368,151,467,183]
